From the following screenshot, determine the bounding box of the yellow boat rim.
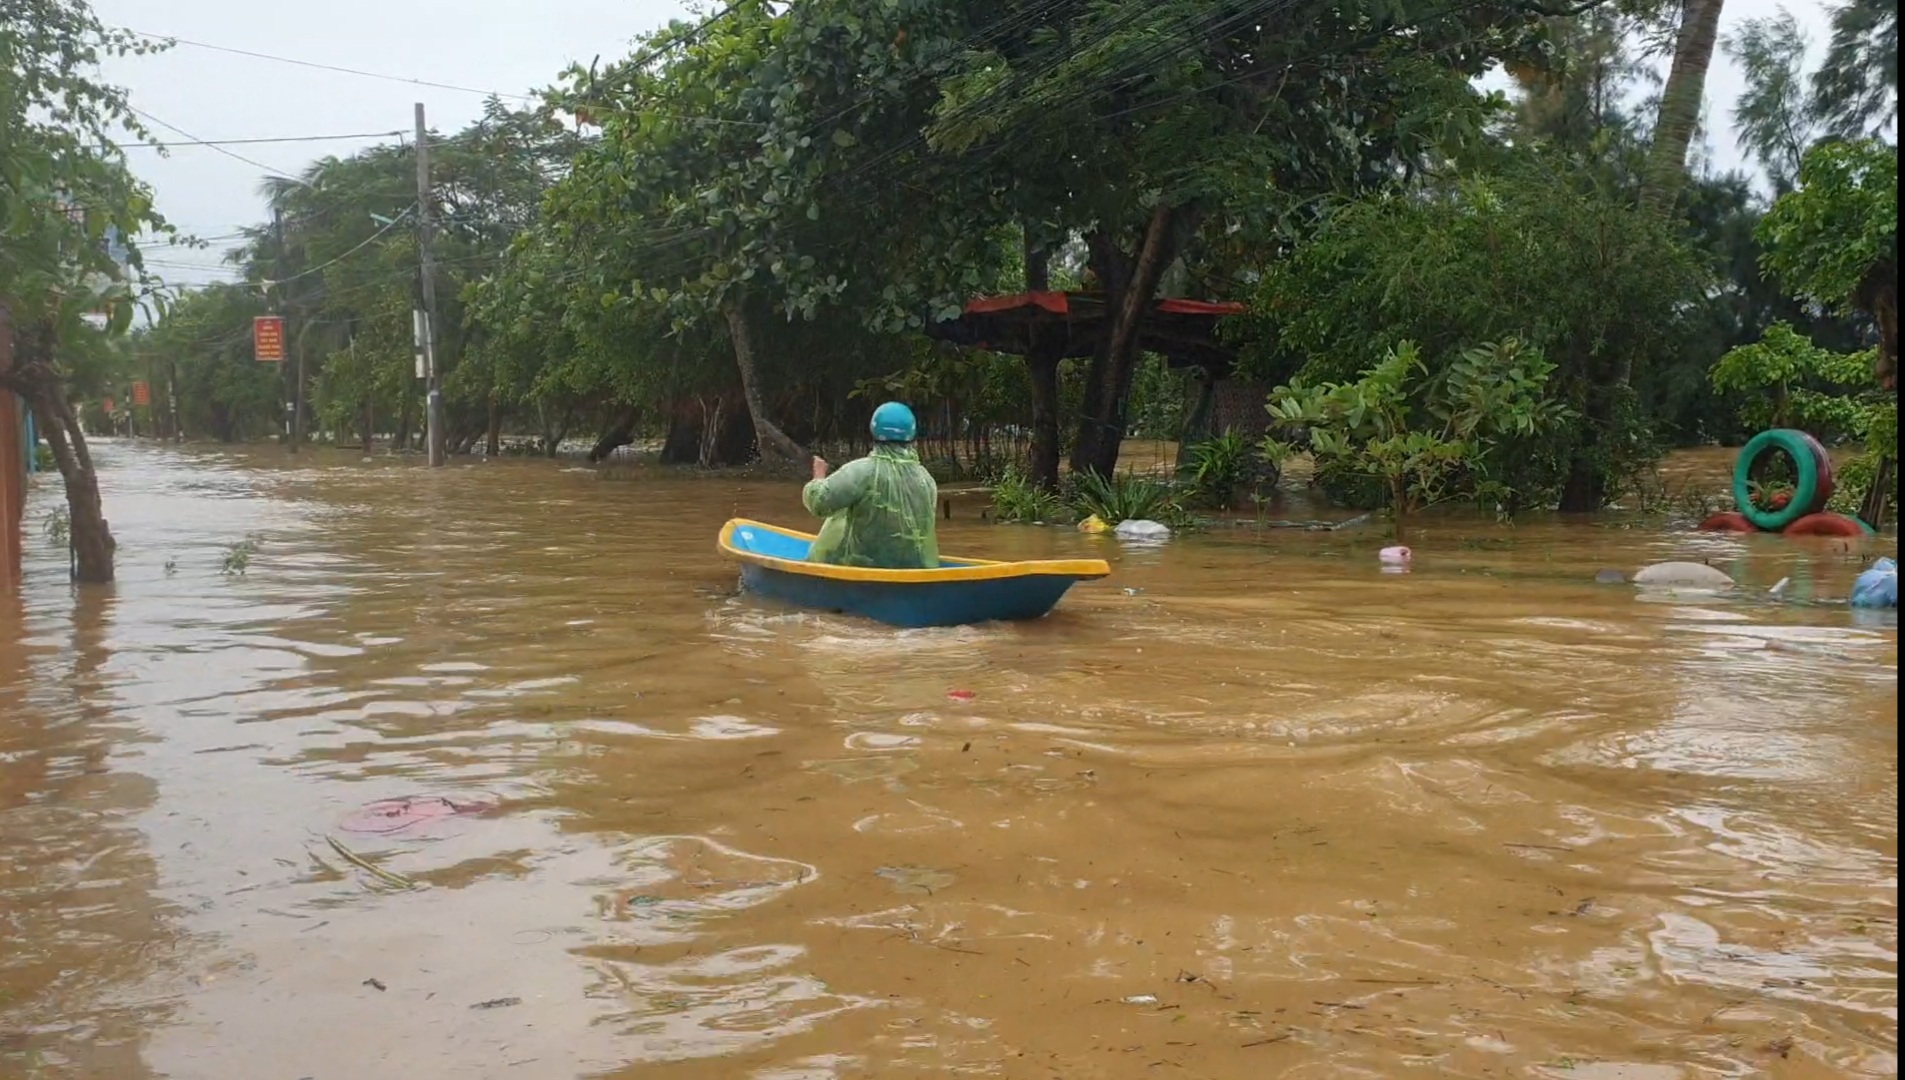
[718,518,1112,584]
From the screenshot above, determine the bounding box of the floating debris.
[1121,994,1160,1006]
[324,835,417,890]
[339,794,494,835]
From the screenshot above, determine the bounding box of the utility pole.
[292,323,307,451]
[415,102,444,467]
[273,206,297,452]
[168,356,181,442]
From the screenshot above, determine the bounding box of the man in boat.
[803,401,939,569]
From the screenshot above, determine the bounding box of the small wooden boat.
[718,518,1111,628]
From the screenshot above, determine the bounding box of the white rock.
[1631,561,1735,590]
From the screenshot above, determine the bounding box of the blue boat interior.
[727,522,979,569]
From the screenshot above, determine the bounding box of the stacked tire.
[1732,429,1836,531]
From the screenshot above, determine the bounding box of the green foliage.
[1068,471,1190,529]
[220,535,261,576]
[1126,355,1190,442]
[1830,441,1897,517]
[1,0,168,335]
[1757,140,1897,319]
[1713,322,1896,517]
[1261,340,1568,525]
[989,465,1067,525]
[140,284,278,441]
[1710,322,1880,436]
[1180,430,1253,510]
[1810,0,1898,137]
[42,506,70,546]
[1243,152,1702,507]
[1723,12,1823,194]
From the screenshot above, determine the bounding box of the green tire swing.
[1732,428,1836,531]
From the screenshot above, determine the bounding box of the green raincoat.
[802,443,939,569]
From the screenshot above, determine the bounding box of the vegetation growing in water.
[1180,431,1255,511]
[1261,341,1567,537]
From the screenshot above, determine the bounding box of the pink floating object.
[340,795,492,835]
[1378,545,1412,564]
[947,690,975,702]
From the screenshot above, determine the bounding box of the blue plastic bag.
[1850,557,1897,609]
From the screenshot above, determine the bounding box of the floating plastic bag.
[1114,519,1172,541]
[1850,557,1897,609]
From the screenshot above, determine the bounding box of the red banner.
[253,315,286,363]
[132,380,151,407]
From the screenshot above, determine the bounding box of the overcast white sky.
[95,0,1830,292]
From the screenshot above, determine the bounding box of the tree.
[1810,0,1897,137]
[1758,140,1897,392]
[1242,151,1707,509]
[924,0,1552,480]
[140,284,279,441]
[1723,10,1822,194]
[1,0,169,582]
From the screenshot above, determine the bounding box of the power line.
[121,28,537,101]
[126,130,407,149]
[128,106,309,185]
[261,206,418,288]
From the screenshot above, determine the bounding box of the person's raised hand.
[811,456,830,481]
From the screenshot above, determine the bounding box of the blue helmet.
[870,401,917,443]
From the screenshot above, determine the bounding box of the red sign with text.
[132,380,151,407]
[253,315,286,363]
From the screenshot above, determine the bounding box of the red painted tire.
[1697,511,1757,532]
[1781,512,1873,537]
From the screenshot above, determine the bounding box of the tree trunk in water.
[2,322,115,583]
[1640,0,1725,213]
[588,406,640,463]
[1858,455,1893,529]
[709,398,756,466]
[1027,354,1062,490]
[1021,230,1062,490]
[361,396,375,452]
[723,297,806,466]
[486,397,502,457]
[395,393,413,453]
[1068,204,1197,479]
[660,405,702,465]
[1867,278,1896,392]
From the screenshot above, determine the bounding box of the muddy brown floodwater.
[1,442,1896,1080]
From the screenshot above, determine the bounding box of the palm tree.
[1641,0,1726,212]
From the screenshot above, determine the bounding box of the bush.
[1068,470,1191,527]
[989,464,1067,524]
[1260,340,1569,533]
[1180,430,1254,510]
